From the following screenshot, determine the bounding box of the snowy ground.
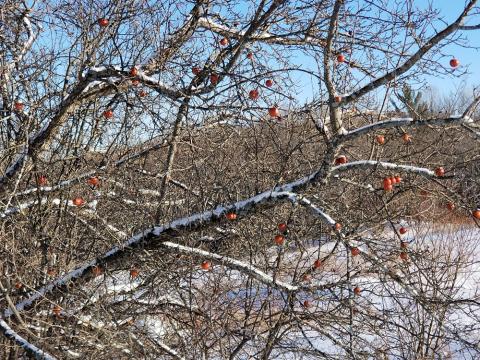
[31,222,480,358]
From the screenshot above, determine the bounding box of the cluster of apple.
[35,175,100,208]
[382,175,402,192]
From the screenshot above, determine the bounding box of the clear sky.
[290,0,480,104]
[419,0,480,93]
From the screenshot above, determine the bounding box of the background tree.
[391,84,432,119]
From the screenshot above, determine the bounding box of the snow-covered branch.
[14,135,168,198]
[0,149,457,334]
[274,191,337,226]
[340,115,475,142]
[4,13,39,77]
[161,240,342,293]
[84,67,182,100]
[0,197,97,220]
[332,161,436,178]
[14,16,38,67]
[161,241,298,292]
[4,171,322,317]
[0,319,55,360]
[198,17,327,47]
[296,196,336,226]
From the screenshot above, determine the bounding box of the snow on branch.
[4,13,39,76]
[5,170,321,318]
[197,17,327,47]
[340,115,475,142]
[15,16,38,66]
[274,191,337,226]
[334,175,375,192]
[0,198,43,219]
[296,196,337,226]
[161,241,298,292]
[148,335,185,360]
[331,160,435,178]
[85,67,182,100]
[462,124,480,139]
[0,197,97,220]
[16,170,98,197]
[2,124,461,325]
[15,136,168,198]
[161,240,341,293]
[0,319,56,360]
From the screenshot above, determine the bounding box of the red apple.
[376,135,385,145]
[219,37,229,46]
[435,167,445,177]
[210,73,219,85]
[399,227,407,235]
[268,107,280,118]
[52,305,62,316]
[98,18,109,27]
[473,210,480,219]
[249,89,259,100]
[337,54,345,63]
[139,90,147,97]
[334,223,342,231]
[313,259,322,269]
[103,109,113,119]
[247,52,254,60]
[87,177,99,187]
[129,67,138,77]
[400,252,408,261]
[265,79,273,87]
[351,247,360,256]
[92,266,102,277]
[353,286,361,295]
[274,234,285,246]
[402,133,411,143]
[192,67,202,75]
[334,95,342,103]
[14,102,24,111]
[335,156,347,165]
[130,268,139,279]
[47,268,56,276]
[38,175,47,186]
[383,178,393,191]
[201,261,211,270]
[449,58,460,68]
[278,223,288,233]
[72,197,84,207]
[226,212,237,220]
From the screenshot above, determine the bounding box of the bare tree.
[0,0,480,358]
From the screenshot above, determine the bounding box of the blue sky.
[418,0,480,92]
[290,0,480,104]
